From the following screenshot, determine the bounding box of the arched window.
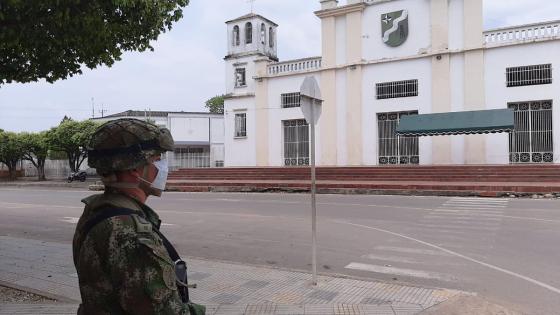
[269,27,274,48]
[260,23,266,45]
[245,22,253,44]
[233,25,240,46]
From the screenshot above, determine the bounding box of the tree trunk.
[68,152,77,173]
[37,159,46,181]
[8,161,17,181]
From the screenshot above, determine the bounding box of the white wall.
[448,0,465,51]
[266,73,322,166]
[210,117,225,144]
[336,69,348,165]
[484,40,560,163]
[168,116,210,143]
[450,54,466,164]
[362,57,433,165]
[224,97,257,166]
[225,55,257,95]
[335,16,347,66]
[362,0,431,61]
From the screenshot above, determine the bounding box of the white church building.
[223,0,560,167]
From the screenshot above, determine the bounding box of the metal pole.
[310,100,317,285]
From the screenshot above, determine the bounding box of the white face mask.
[151,159,169,192]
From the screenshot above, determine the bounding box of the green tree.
[47,120,99,172]
[205,95,225,114]
[0,131,24,180]
[20,132,49,181]
[0,0,189,85]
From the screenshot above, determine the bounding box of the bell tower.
[224,13,278,95]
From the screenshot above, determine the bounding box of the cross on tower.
[247,0,256,13]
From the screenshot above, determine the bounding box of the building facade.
[223,0,560,167]
[93,110,225,169]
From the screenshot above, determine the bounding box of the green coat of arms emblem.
[381,10,409,47]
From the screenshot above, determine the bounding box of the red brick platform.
[166,165,560,197]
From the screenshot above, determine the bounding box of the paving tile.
[305,289,338,302]
[0,236,463,314]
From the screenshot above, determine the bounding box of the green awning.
[396,109,515,137]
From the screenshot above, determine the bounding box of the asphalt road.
[0,187,559,314]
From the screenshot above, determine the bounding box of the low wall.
[0,170,23,178]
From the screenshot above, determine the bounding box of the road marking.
[434,209,503,214]
[451,198,508,202]
[345,262,453,281]
[0,202,82,209]
[361,253,465,266]
[60,217,79,224]
[413,223,498,231]
[442,204,506,209]
[334,220,560,295]
[373,246,452,256]
[498,215,560,224]
[424,215,502,221]
[161,223,176,227]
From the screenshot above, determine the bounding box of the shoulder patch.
[131,215,153,234]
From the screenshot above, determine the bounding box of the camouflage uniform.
[72,119,203,314]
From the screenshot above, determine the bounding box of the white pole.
[310,100,317,285]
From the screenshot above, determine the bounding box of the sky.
[0,0,558,132]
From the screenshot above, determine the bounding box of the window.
[281,92,301,108]
[235,68,246,87]
[376,79,418,99]
[245,22,253,44]
[235,113,247,138]
[260,23,266,45]
[506,64,552,87]
[377,111,419,165]
[283,119,309,166]
[509,100,553,163]
[233,25,240,46]
[269,27,274,48]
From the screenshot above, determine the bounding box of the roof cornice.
[226,13,278,27]
[314,2,366,18]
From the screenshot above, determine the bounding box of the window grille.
[506,64,552,87]
[283,119,309,166]
[509,100,553,163]
[377,111,419,165]
[281,92,301,108]
[376,79,418,99]
[235,68,246,87]
[235,113,247,138]
[245,22,253,44]
[172,148,210,168]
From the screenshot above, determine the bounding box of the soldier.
[72,118,205,314]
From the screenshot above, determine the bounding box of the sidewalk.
[0,179,93,189]
[0,236,466,315]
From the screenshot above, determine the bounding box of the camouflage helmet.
[88,118,174,175]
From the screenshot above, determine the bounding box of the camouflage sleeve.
[105,215,191,315]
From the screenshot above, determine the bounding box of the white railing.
[484,20,560,45]
[267,57,322,75]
